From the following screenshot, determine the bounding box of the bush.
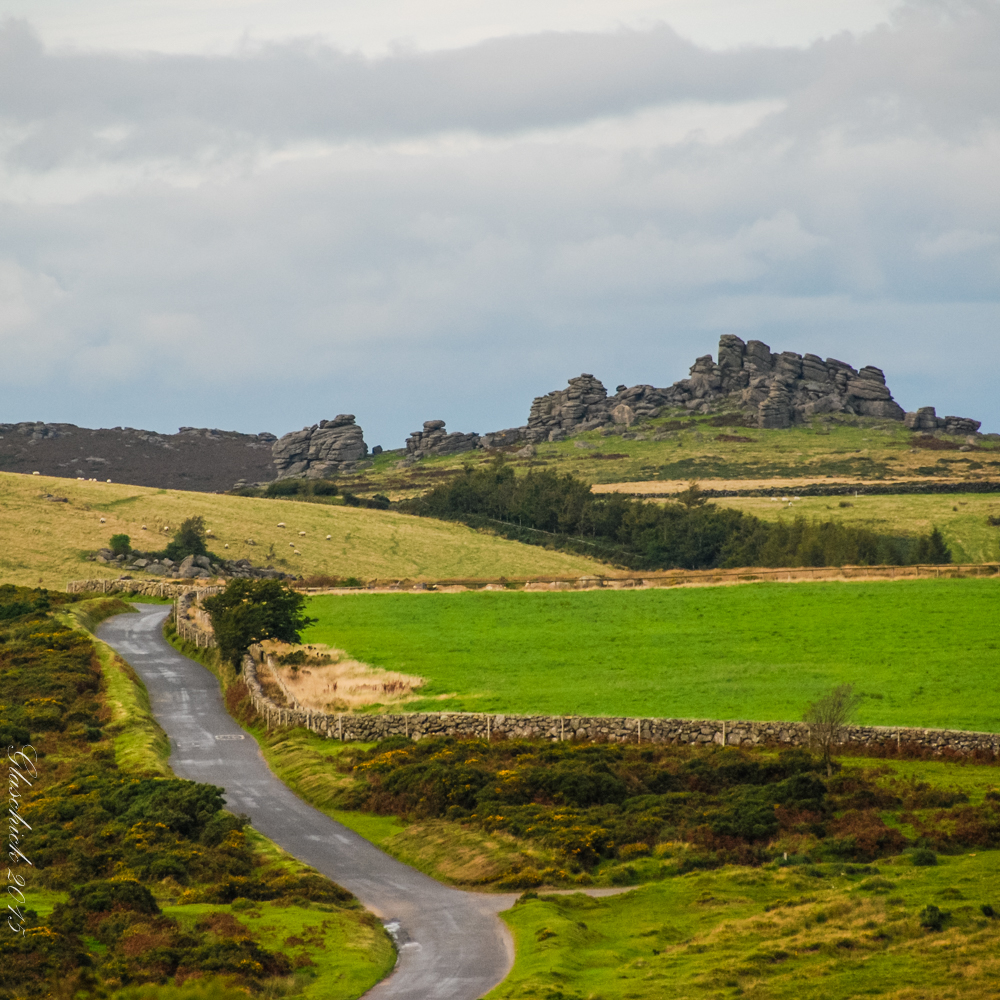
[264,479,303,497]
[911,848,938,866]
[70,879,160,915]
[109,533,131,556]
[312,481,339,496]
[165,516,209,560]
[919,904,948,931]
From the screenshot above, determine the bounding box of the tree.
[676,480,708,509]
[804,683,862,777]
[914,526,952,565]
[201,579,317,668]
[109,533,131,557]
[165,516,209,561]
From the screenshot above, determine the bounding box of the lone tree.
[202,579,317,668]
[166,516,209,561]
[109,533,131,557]
[804,683,862,777]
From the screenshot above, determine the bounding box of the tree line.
[399,459,952,571]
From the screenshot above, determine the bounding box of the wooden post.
[637,719,641,745]
[338,714,343,741]
[486,715,490,742]
[722,721,726,746]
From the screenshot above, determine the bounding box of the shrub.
[109,533,131,556]
[911,848,938,866]
[312,480,339,496]
[70,879,160,915]
[981,903,996,918]
[919,904,948,931]
[264,479,303,497]
[165,516,209,560]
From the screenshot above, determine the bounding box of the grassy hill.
[0,471,602,589]
[339,411,1000,499]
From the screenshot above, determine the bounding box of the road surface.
[98,604,518,1000]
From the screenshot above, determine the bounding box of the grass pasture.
[0,470,600,589]
[303,580,1000,731]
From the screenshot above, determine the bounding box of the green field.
[303,579,1000,731]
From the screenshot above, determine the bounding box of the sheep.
[277,522,286,528]
[289,542,295,548]
[325,534,331,540]
[224,543,229,549]
[32,471,39,475]
[299,530,306,536]
[293,550,301,556]
[99,517,106,524]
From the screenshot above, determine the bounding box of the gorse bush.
[0,585,355,999]
[331,736,1000,880]
[401,459,952,570]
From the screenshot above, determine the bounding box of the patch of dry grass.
[0,470,602,588]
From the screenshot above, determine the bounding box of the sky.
[0,0,997,447]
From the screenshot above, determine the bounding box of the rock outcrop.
[271,414,368,479]
[904,407,981,435]
[502,336,979,441]
[405,420,480,460]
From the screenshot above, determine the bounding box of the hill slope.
[0,472,602,589]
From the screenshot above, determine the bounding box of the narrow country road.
[98,604,518,1000]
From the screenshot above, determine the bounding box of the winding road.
[98,604,518,1000]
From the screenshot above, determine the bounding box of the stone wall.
[238,650,1000,756]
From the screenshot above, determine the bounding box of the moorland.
[3,394,1000,1000]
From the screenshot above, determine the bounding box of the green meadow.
[303,579,1000,731]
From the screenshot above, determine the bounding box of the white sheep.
[277,522,286,528]
[224,543,229,549]
[99,517,106,524]
[293,550,301,556]
[289,542,295,548]
[141,525,147,530]
[299,530,306,536]
[325,534,331,540]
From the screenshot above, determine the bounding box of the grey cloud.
[0,2,997,442]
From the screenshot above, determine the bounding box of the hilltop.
[2,336,989,493]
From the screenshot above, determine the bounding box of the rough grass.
[487,848,1000,999]
[106,893,394,1000]
[302,580,1000,730]
[0,470,601,589]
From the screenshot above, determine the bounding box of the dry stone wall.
[239,651,1000,756]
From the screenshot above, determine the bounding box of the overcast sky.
[1,0,997,446]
